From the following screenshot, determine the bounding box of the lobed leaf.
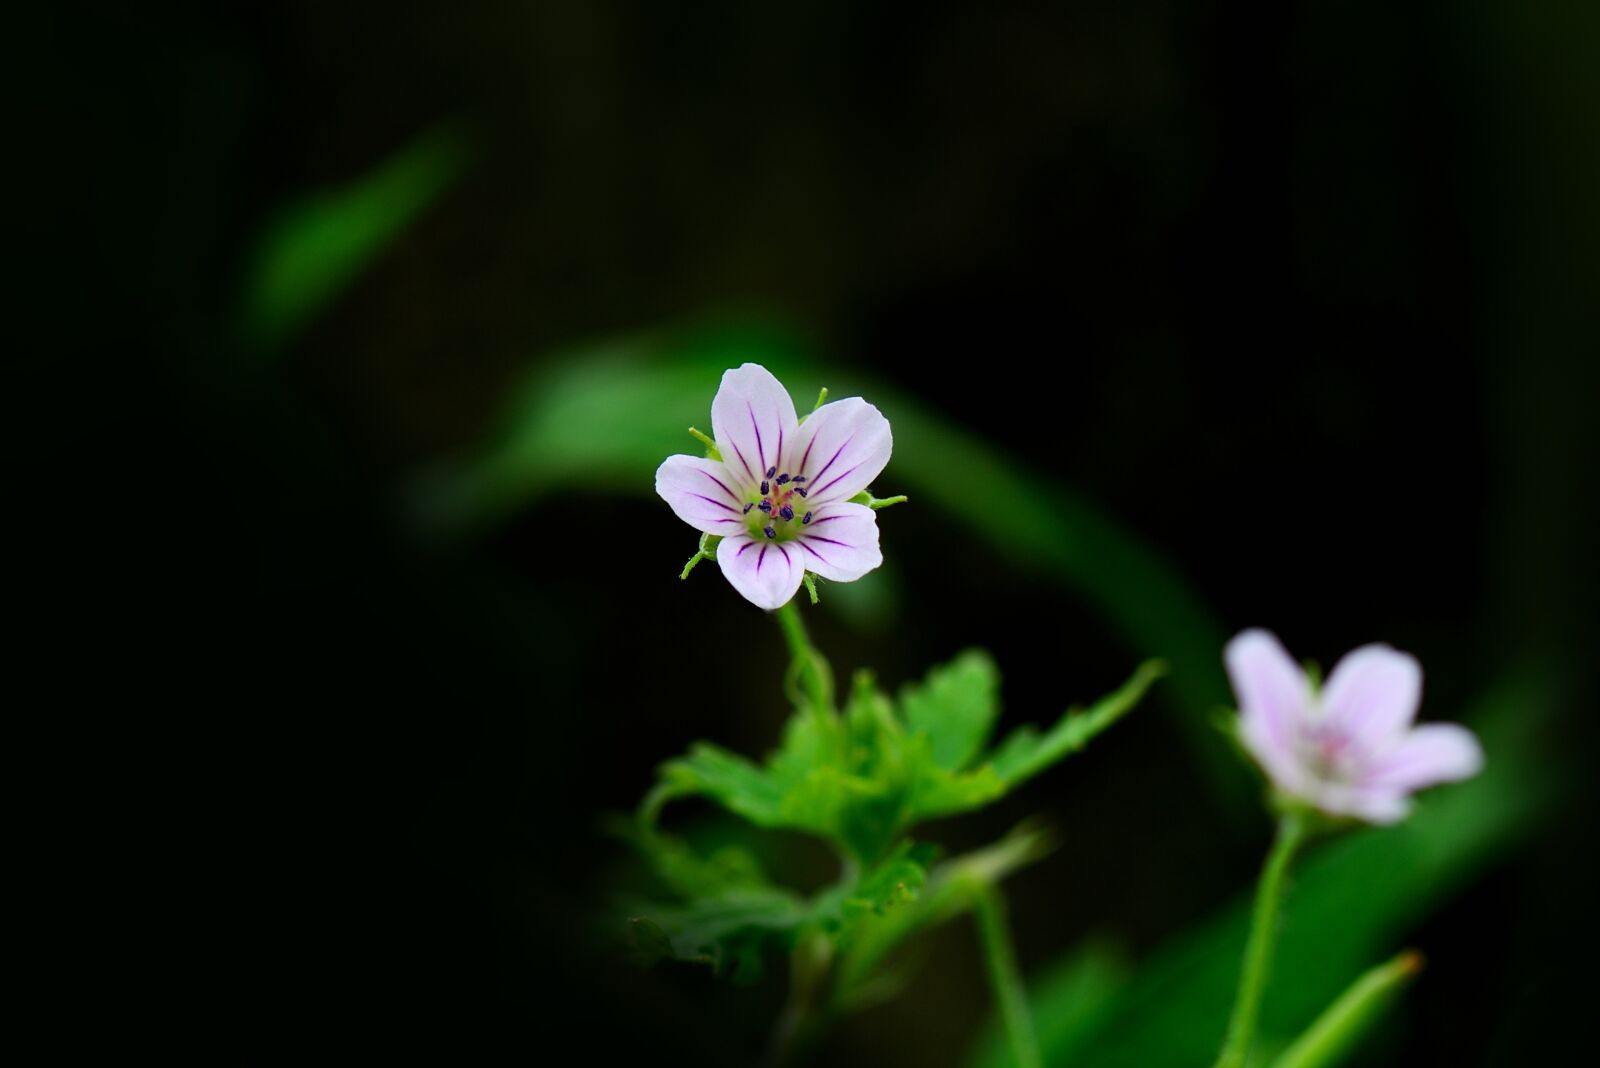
[900,649,1002,772]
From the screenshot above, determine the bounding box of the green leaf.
[648,743,786,828]
[1269,950,1422,1068]
[844,841,937,919]
[901,649,1002,771]
[987,660,1165,790]
[628,887,809,984]
[238,124,469,354]
[644,659,1158,862]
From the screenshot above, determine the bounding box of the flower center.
[742,466,815,542]
[1296,723,1362,783]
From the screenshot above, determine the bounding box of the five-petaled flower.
[655,363,893,610]
[1225,629,1484,824]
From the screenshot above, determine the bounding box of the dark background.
[57,2,1595,1062]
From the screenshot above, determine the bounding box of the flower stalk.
[975,883,1043,1068]
[776,600,834,716]
[1214,810,1309,1068]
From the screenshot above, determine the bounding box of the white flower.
[1225,629,1484,824]
[654,364,892,610]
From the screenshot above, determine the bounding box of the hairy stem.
[976,884,1043,1068]
[775,600,834,715]
[1214,812,1308,1068]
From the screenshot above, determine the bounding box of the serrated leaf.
[900,649,1002,771]
[987,660,1165,789]
[907,764,1007,821]
[651,743,786,828]
[631,888,809,985]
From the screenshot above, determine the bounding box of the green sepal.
[680,532,722,579]
[687,425,722,461]
[849,489,909,510]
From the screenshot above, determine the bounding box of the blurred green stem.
[975,884,1043,1068]
[776,600,834,715]
[1215,812,1308,1068]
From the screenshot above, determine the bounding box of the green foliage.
[238,124,468,354]
[642,653,1162,864]
[1268,950,1421,1068]
[626,651,1159,1004]
[900,649,1000,772]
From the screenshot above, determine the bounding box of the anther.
[802,512,812,524]
[791,475,808,483]
[779,505,794,521]
[742,502,753,514]
[776,473,790,485]
[760,480,769,494]
[765,466,777,479]
[763,525,776,539]
[757,500,772,513]
[795,487,808,498]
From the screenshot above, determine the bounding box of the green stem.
[775,600,834,714]
[1214,812,1308,1068]
[975,884,1043,1068]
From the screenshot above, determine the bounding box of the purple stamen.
[742,502,753,514]
[802,511,812,524]
[776,473,790,485]
[765,466,777,479]
[792,475,808,483]
[779,505,794,521]
[758,500,772,513]
[763,525,776,539]
[760,480,769,494]
[795,487,808,498]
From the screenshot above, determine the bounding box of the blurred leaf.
[833,823,1056,1011]
[901,649,1002,771]
[1269,950,1422,1068]
[810,840,938,934]
[628,887,809,984]
[967,673,1557,1068]
[614,818,774,901]
[238,124,469,353]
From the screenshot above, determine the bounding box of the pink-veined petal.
[710,364,799,487]
[789,396,892,504]
[654,454,751,536]
[1363,723,1483,793]
[791,502,882,582]
[1225,629,1307,781]
[1322,644,1422,747]
[716,532,805,611]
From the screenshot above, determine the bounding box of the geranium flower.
[655,363,892,610]
[1224,629,1484,824]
